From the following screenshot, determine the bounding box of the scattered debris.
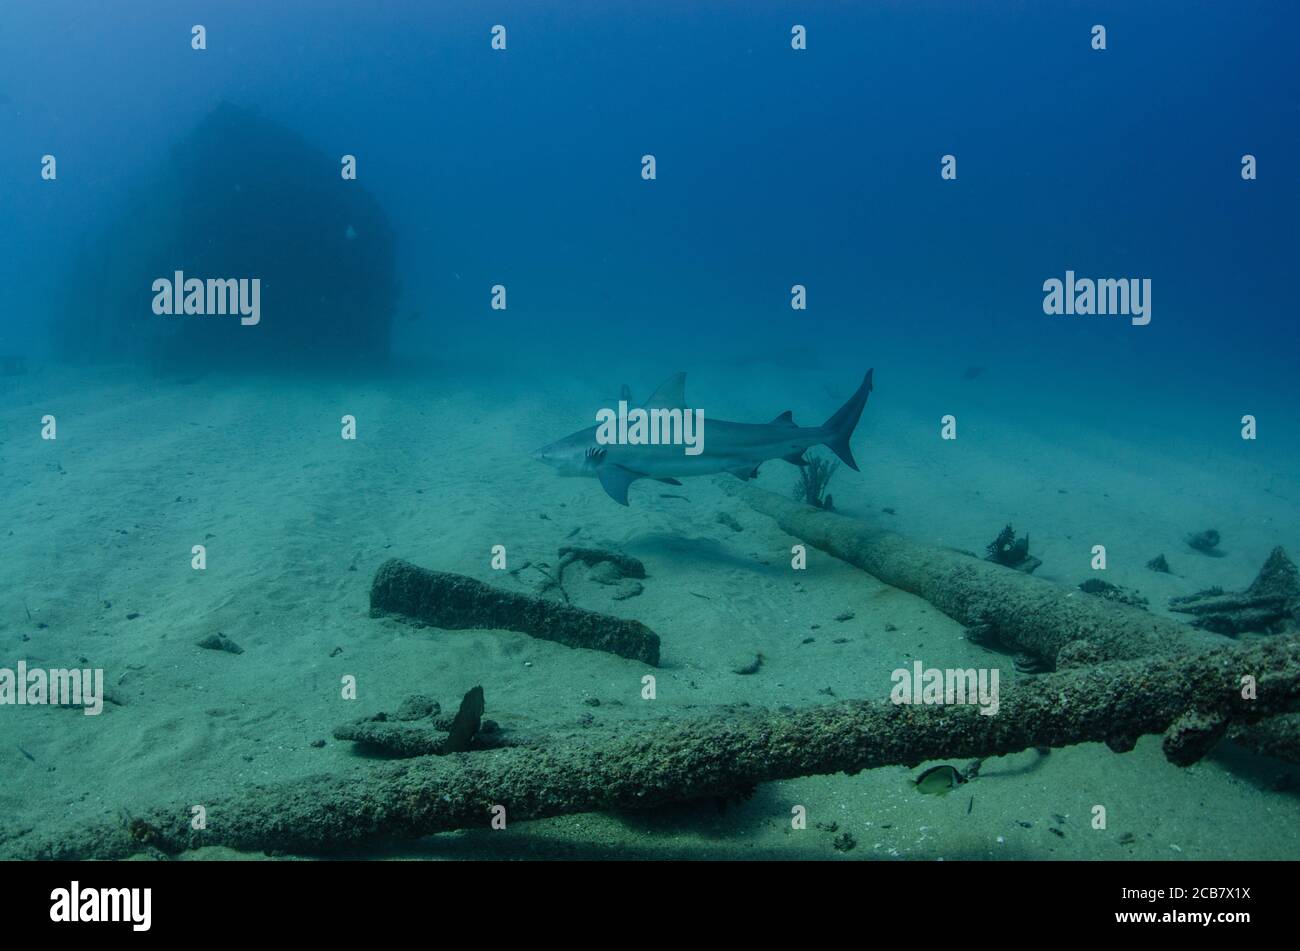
[522,545,650,603]
[733,653,764,675]
[196,632,243,655]
[396,695,440,720]
[557,546,646,580]
[1170,546,1300,635]
[334,686,494,757]
[1146,554,1171,573]
[370,559,660,665]
[1186,528,1223,556]
[611,582,643,601]
[832,831,857,852]
[834,610,855,622]
[1078,578,1148,609]
[984,525,1041,574]
[715,511,744,533]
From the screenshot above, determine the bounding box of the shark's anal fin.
[597,464,642,505]
[781,450,808,467]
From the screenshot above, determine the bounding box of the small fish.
[914,764,967,797]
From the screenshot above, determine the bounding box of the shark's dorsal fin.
[771,410,797,426]
[642,372,686,410]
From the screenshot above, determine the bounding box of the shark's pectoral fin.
[782,450,809,467]
[597,464,643,505]
[654,477,683,485]
[728,464,761,480]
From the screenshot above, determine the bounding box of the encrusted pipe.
[10,638,1298,860]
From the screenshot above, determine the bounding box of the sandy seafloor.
[2,356,1299,861]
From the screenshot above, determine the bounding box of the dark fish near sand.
[914,764,967,797]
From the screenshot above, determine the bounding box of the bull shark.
[532,369,874,505]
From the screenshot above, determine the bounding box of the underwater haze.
[2,0,1299,864]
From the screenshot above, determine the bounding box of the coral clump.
[985,525,1042,574]
[793,454,839,510]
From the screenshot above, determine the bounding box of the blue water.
[5,2,1298,384]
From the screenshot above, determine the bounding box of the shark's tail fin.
[820,369,874,471]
